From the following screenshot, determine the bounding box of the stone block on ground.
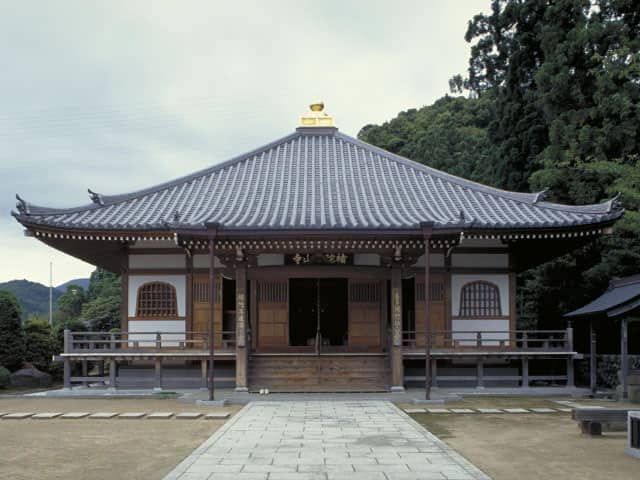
[530,408,557,413]
[31,412,62,419]
[503,408,529,413]
[9,365,52,388]
[204,412,230,419]
[175,412,203,420]
[148,412,175,419]
[60,412,90,419]
[426,409,450,414]
[403,408,426,414]
[118,412,146,419]
[450,408,475,414]
[477,408,502,414]
[89,412,119,419]
[1,412,34,419]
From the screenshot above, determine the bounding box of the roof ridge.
[17,130,302,216]
[335,131,623,216]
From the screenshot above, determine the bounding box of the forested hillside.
[0,280,62,320]
[360,0,640,329]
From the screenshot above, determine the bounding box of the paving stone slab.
[450,408,476,414]
[557,408,573,412]
[163,401,490,480]
[426,408,450,414]
[118,412,146,419]
[204,412,230,419]
[403,408,426,414]
[175,412,202,420]
[89,412,119,419]
[530,408,558,413]
[0,412,8,418]
[2,412,34,419]
[31,412,62,419]
[477,408,503,414]
[503,408,530,414]
[147,412,175,419]
[60,412,90,419]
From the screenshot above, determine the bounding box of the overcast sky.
[0,0,490,286]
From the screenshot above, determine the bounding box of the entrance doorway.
[289,278,348,348]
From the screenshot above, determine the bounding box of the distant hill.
[57,278,90,291]
[0,279,63,320]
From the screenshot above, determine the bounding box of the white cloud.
[0,0,490,284]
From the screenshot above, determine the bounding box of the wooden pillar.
[109,359,117,391]
[235,264,249,392]
[120,249,129,332]
[390,264,404,392]
[590,320,597,394]
[200,359,207,390]
[522,357,529,388]
[250,278,258,350]
[431,358,438,389]
[621,318,628,400]
[208,238,216,401]
[476,359,485,389]
[423,225,432,399]
[63,359,71,389]
[81,360,88,387]
[567,324,575,389]
[154,358,163,391]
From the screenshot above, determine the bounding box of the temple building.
[12,102,623,394]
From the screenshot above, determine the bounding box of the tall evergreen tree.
[0,290,25,370]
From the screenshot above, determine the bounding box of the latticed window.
[459,281,501,317]
[136,282,178,318]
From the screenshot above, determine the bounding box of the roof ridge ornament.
[299,100,335,127]
[606,192,622,213]
[88,189,104,206]
[15,194,29,215]
[533,188,548,203]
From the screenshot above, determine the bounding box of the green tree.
[23,319,57,372]
[447,0,640,327]
[79,268,121,331]
[0,290,25,370]
[359,95,500,186]
[54,284,86,324]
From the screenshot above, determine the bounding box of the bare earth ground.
[0,398,240,480]
[406,397,639,480]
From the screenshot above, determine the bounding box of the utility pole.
[49,261,53,325]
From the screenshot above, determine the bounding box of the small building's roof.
[13,125,622,233]
[565,274,640,319]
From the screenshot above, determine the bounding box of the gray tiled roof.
[565,274,640,318]
[13,127,622,232]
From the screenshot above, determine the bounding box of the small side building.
[12,102,623,393]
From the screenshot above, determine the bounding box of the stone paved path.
[164,401,490,480]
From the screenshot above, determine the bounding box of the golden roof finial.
[299,100,334,127]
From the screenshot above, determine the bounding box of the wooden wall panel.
[348,280,382,347]
[257,280,289,347]
[192,274,222,347]
[415,273,446,348]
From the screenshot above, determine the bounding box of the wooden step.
[248,354,389,393]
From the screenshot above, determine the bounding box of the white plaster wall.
[412,253,445,268]
[354,254,380,266]
[451,274,510,316]
[257,254,285,266]
[128,320,186,347]
[129,240,177,249]
[451,253,508,269]
[129,254,185,269]
[451,319,510,346]
[128,275,186,317]
[193,254,225,268]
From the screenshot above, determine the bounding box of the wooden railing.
[402,328,573,351]
[63,330,236,353]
